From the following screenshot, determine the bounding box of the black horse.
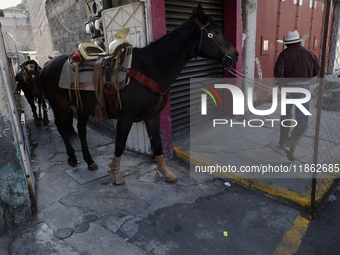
[39,4,238,185]
[15,60,49,126]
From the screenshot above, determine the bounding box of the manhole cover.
[82,214,98,223]
[74,222,90,233]
[55,227,74,239]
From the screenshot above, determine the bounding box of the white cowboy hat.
[277,30,309,44]
[48,50,62,59]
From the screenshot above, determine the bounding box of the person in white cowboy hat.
[48,50,62,59]
[274,30,320,161]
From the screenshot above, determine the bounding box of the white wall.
[242,0,258,112]
[27,0,53,66]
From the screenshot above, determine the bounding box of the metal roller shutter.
[165,0,225,133]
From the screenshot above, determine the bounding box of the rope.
[225,67,274,92]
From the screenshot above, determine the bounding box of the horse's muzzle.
[223,51,238,66]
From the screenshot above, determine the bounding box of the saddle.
[69,29,133,122]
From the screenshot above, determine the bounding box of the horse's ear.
[197,3,205,21]
[31,60,38,66]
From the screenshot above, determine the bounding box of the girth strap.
[126,68,169,96]
[125,68,169,117]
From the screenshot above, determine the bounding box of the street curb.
[173,146,336,208]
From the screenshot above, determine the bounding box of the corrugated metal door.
[102,3,152,155]
[165,0,225,133]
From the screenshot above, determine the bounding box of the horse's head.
[20,60,41,98]
[192,4,238,66]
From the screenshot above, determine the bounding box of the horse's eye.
[215,28,220,33]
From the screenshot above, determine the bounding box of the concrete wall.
[27,0,137,64]
[45,0,90,55]
[0,27,31,233]
[242,0,257,114]
[0,9,35,53]
[27,0,53,66]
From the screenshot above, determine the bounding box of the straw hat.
[277,30,309,44]
[48,50,62,59]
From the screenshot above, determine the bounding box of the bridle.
[194,18,234,64]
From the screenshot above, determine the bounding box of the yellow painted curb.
[305,177,336,206]
[273,215,310,255]
[173,146,335,208]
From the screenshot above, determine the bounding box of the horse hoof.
[112,179,126,185]
[43,120,49,126]
[165,178,178,183]
[88,163,98,171]
[115,180,125,185]
[34,121,41,126]
[68,159,78,167]
[108,176,125,185]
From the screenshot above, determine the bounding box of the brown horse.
[39,4,238,185]
[15,60,49,126]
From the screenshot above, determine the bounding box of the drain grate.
[82,214,98,223]
[74,222,90,233]
[55,227,74,239]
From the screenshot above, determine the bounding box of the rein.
[193,19,272,92]
[225,67,273,92]
[194,19,211,56]
[119,18,232,115]
[193,18,229,63]
[125,18,225,96]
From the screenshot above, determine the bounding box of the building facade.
[0,7,35,54]
[15,0,337,157]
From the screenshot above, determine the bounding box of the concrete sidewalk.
[173,90,340,209]
[0,98,312,255]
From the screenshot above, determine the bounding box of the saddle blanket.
[58,50,133,91]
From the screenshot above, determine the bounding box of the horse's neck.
[137,20,199,89]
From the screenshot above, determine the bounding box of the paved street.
[0,97,339,254]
